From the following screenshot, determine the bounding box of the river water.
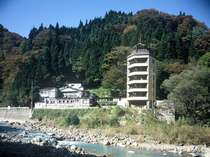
[0,122,180,157]
[58,141,178,157]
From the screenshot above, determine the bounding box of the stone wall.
[155,100,175,123]
[0,107,32,121]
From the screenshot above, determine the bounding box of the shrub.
[198,52,210,67]
[126,127,139,135]
[108,116,119,127]
[65,114,80,126]
[140,110,158,126]
[81,116,106,128]
[111,106,125,117]
[162,67,210,125]
[80,108,120,128]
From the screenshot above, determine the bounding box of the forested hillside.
[0,9,210,106]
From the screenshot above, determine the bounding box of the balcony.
[128,63,148,68]
[128,71,148,76]
[127,97,148,101]
[128,80,148,84]
[127,88,148,92]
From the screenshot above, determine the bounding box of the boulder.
[70,144,77,151]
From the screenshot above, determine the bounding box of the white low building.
[35,98,90,109]
[39,83,84,99]
[39,88,57,98]
[59,83,84,98]
[35,83,87,109]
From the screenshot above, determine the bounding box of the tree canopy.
[0,9,210,106]
[162,67,210,125]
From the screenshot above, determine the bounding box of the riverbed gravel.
[2,120,210,157]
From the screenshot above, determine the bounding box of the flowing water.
[0,122,180,157]
[57,141,178,157]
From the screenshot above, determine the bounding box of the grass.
[87,87,111,98]
[32,107,210,145]
[32,107,127,128]
[140,110,210,145]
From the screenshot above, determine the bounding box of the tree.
[162,67,210,125]
[101,46,131,97]
[102,66,125,90]
[1,9,210,106]
[198,52,210,67]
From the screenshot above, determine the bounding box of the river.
[0,121,181,157]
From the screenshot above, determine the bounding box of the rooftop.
[127,43,150,58]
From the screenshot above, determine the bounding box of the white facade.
[35,98,90,109]
[39,83,84,99]
[39,88,57,98]
[59,83,84,98]
[127,46,156,107]
[37,83,86,108]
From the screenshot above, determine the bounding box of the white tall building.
[127,44,156,107]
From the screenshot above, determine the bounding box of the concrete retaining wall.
[0,107,32,122]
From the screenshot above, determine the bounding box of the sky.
[0,0,210,37]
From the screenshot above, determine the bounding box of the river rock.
[31,136,42,145]
[70,144,77,151]
[47,138,58,146]
[103,140,111,146]
[190,153,201,157]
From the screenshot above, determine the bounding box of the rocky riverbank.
[2,120,210,157]
[0,121,106,157]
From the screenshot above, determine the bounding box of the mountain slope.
[0,9,210,106]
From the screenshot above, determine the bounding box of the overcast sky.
[0,0,210,37]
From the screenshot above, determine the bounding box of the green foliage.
[162,67,210,125]
[59,113,80,127]
[110,106,125,117]
[1,9,210,106]
[88,87,111,98]
[108,116,119,127]
[102,46,131,97]
[198,52,210,67]
[140,110,210,145]
[80,108,120,128]
[156,61,170,99]
[33,108,210,145]
[140,110,159,126]
[32,107,124,128]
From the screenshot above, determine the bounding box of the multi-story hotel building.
[127,43,156,107]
